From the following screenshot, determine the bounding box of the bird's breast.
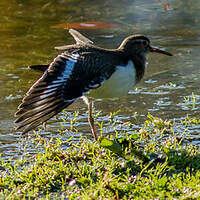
[88,60,136,99]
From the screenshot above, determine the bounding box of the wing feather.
[19,103,68,134]
[54,29,94,50]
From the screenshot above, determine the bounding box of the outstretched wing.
[55,29,94,50]
[15,50,116,134]
[28,29,93,72]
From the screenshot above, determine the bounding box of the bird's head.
[118,35,172,57]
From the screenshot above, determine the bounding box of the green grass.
[1,114,200,199]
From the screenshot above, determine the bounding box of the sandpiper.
[15,29,172,140]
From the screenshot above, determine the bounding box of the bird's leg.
[81,96,98,141]
[43,122,47,130]
[88,101,98,141]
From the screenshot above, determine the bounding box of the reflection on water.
[1,0,200,159]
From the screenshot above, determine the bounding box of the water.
[1,0,200,159]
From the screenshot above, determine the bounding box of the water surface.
[1,0,200,159]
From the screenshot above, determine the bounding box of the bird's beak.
[150,46,172,56]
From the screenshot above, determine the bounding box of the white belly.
[88,60,136,99]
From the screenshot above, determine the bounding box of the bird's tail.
[29,64,49,72]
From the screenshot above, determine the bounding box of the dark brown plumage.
[15,29,172,138]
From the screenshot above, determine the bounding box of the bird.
[15,29,172,140]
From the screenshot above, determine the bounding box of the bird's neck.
[115,49,146,83]
[129,53,146,83]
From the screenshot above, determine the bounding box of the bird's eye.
[142,40,148,47]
